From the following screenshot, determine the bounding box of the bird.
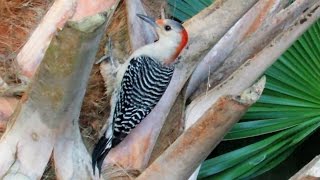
[92,14,188,175]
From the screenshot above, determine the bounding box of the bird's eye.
[165,25,171,31]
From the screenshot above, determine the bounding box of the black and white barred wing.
[112,55,174,145]
[92,55,174,175]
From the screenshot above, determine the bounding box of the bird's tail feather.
[92,135,112,176]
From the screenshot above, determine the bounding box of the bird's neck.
[132,37,181,66]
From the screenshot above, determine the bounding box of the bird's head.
[137,14,188,65]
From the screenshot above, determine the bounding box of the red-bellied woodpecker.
[92,14,188,175]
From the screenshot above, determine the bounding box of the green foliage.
[167,0,214,21]
[168,0,320,179]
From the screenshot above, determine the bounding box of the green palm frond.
[200,118,320,179]
[167,0,214,21]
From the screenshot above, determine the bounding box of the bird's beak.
[137,14,158,28]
